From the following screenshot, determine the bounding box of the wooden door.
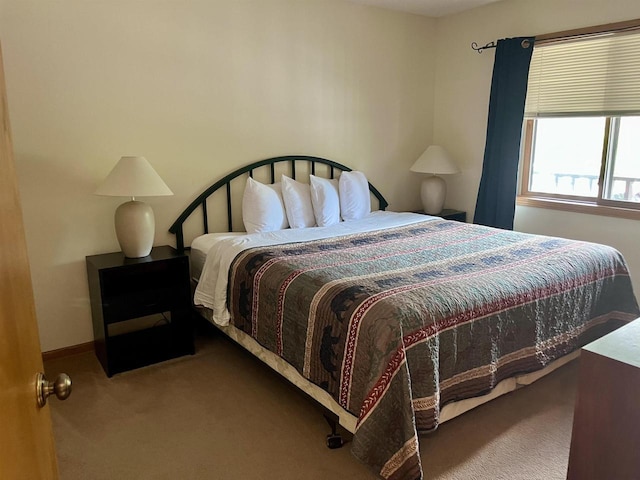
[0,42,59,479]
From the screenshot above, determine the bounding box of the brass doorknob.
[36,372,72,407]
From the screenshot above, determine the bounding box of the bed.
[169,155,639,480]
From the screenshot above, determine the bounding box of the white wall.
[434,0,640,295]
[0,0,436,351]
[3,0,638,352]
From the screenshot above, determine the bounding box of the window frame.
[516,18,640,221]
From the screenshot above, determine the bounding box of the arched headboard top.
[169,155,389,252]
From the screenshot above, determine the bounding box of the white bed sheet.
[193,211,433,326]
[190,232,245,282]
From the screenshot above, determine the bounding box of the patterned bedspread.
[227,219,639,480]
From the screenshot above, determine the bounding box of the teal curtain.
[474,37,535,230]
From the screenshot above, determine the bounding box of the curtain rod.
[471,39,532,54]
[471,41,496,53]
[472,18,640,53]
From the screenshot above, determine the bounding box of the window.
[518,23,640,218]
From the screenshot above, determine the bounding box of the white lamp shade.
[94,156,173,197]
[410,145,460,175]
[95,156,172,258]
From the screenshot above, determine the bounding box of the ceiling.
[346,0,502,17]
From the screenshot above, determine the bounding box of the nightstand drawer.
[102,287,187,323]
[100,260,189,323]
[100,259,186,298]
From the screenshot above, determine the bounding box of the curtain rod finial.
[471,41,497,53]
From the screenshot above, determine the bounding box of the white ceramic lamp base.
[420,175,446,215]
[114,200,155,258]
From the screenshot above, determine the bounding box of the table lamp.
[94,156,173,258]
[410,145,460,215]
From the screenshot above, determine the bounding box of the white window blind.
[524,29,640,117]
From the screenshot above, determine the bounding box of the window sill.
[516,196,640,221]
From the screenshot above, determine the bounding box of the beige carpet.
[45,328,577,480]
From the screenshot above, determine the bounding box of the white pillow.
[281,175,316,229]
[242,177,289,233]
[310,175,340,227]
[338,171,371,221]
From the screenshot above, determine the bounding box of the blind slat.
[524,29,640,116]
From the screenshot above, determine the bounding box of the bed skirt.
[196,305,580,435]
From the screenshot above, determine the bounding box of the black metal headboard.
[169,155,389,252]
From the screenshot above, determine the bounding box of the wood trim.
[536,18,640,44]
[599,198,640,211]
[520,120,534,194]
[597,118,611,200]
[519,117,640,216]
[42,341,94,362]
[519,119,605,204]
[517,196,640,221]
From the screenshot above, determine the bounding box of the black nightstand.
[413,209,467,222]
[86,245,194,377]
